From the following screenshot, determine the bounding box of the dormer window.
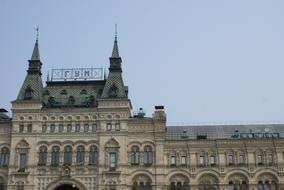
[80,89,87,95]
[43,90,50,96]
[60,89,67,95]
[24,86,33,100]
[68,96,75,105]
[109,85,118,98]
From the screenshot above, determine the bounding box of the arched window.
[198,175,219,190]
[89,145,98,165]
[257,174,278,190]
[131,146,140,165]
[38,146,47,166]
[144,146,153,166]
[24,86,33,100]
[227,174,248,190]
[68,96,75,105]
[0,147,9,167]
[51,146,60,166]
[80,89,87,95]
[109,85,118,98]
[169,174,190,190]
[64,146,72,165]
[76,146,85,165]
[132,175,152,190]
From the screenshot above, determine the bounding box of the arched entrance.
[45,179,87,190]
[54,184,80,190]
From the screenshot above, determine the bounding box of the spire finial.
[31,27,40,60]
[111,24,120,58]
[36,27,39,41]
[115,24,118,41]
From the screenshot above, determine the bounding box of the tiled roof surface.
[42,80,105,106]
[165,124,284,140]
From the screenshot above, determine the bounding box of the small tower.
[16,30,43,102]
[101,32,128,99]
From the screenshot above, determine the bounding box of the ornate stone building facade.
[0,36,284,190]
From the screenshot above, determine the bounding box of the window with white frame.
[67,124,72,132]
[84,123,89,132]
[109,152,117,169]
[19,124,24,133]
[257,155,263,165]
[144,146,153,166]
[239,153,245,165]
[64,146,72,165]
[76,146,85,165]
[228,154,234,166]
[89,145,98,165]
[131,146,140,165]
[27,124,32,133]
[58,124,64,133]
[210,155,216,166]
[19,153,27,171]
[267,154,273,165]
[199,155,205,166]
[50,124,55,133]
[107,122,112,131]
[170,155,176,166]
[38,146,47,166]
[75,123,81,132]
[92,123,97,132]
[115,122,121,131]
[51,146,60,166]
[42,124,47,133]
[181,155,186,166]
[0,147,9,167]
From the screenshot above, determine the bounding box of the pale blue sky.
[1,0,284,124]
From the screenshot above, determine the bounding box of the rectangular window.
[109,152,116,169]
[228,155,234,165]
[19,153,27,171]
[268,154,273,165]
[19,124,24,133]
[84,123,89,132]
[75,124,81,132]
[50,124,55,133]
[181,156,186,166]
[67,124,72,132]
[107,123,112,131]
[199,156,204,166]
[92,123,97,132]
[115,123,121,131]
[239,155,244,164]
[257,155,263,165]
[170,156,176,166]
[58,124,64,133]
[210,155,216,166]
[27,124,32,133]
[42,124,47,133]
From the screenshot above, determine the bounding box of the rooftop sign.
[50,68,104,81]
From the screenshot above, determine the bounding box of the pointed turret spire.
[111,24,120,58]
[101,27,127,99]
[31,27,40,60]
[15,28,43,101]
